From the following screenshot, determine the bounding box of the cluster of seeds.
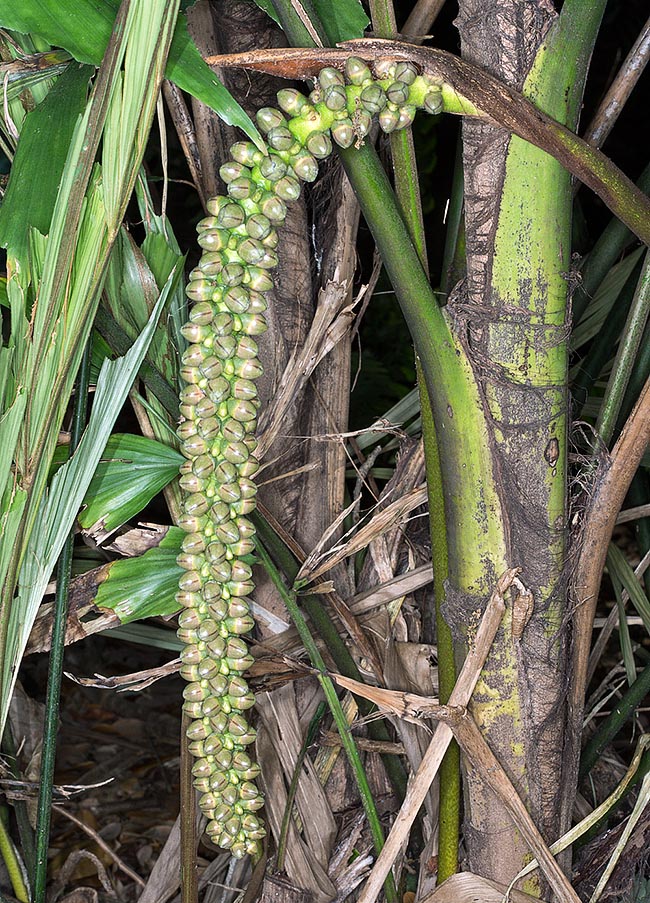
[176,57,444,859]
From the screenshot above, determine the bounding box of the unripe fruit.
[319,67,344,89]
[306,131,332,159]
[331,120,355,148]
[277,88,309,116]
[256,106,285,132]
[345,57,372,85]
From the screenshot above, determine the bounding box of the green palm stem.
[596,251,650,445]
[467,6,607,867]
[272,0,507,873]
[573,161,650,326]
[572,259,642,412]
[33,344,91,903]
[368,0,459,877]
[252,513,407,799]
[255,539,398,903]
[335,140,507,592]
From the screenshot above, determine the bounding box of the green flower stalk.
[176,58,444,858]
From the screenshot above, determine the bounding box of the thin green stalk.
[256,539,398,903]
[625,473,650,596]
[369,0,459,875]
[368,0,397,39]
[276,702,326,872]
[33,344,91,903]
[596,250,650,445]
[180,713,198,903]
[579,664,650,779]
[0,818,28,903]
[253,513,407,799]
[419,382,459,880]
[573,161,650,325]
[617,316,650,431]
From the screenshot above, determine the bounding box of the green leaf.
[0,491,27,598]
[102,622,182,651]
[0,48,71,109]
[94,527,183,622]
[607,542,650,635]
[0,63,91,260]
[259,0,368,41]
[313,0,368,43]
[253,0,280,25]
[571,248,645,351]
[0,388,26,506]
[1,276,174,737]
[76,434,183,539]
[0,0,262,147]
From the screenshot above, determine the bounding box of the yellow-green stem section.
[0,817,29,903]
[419,371,459,879]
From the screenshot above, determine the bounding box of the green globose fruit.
[178,56,443,860]
[345,56,372,86]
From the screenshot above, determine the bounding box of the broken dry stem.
[448,713,580,903]
[356,569,516,903]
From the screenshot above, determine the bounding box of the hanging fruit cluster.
[176,58,444,859]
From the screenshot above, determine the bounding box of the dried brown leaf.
[297,485,427,585]
[422,872,546,903]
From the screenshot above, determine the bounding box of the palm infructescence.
[0,0,649,901]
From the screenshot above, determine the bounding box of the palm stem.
[368,0,459,876]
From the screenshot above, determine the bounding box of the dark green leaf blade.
[0,63,91,260]
[313,0,369,43]
[166,15,262,144]
[94,527,183,622]
[77,434,183,538]
[258,0,368,41]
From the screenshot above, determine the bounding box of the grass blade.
[0,279,173,737]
